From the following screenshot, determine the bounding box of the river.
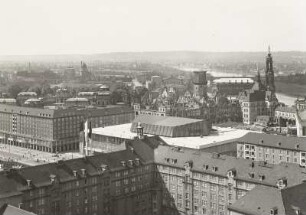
[275,93,296,106]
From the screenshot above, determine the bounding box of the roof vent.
[278,142,281,146]
[296,144,300,149]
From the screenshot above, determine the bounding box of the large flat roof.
[161,127,252,149]
[133,115,203,127]
[92,124,252,149]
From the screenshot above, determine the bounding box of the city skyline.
[0,0,305,55]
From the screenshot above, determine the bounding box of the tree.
[8,84,23,98]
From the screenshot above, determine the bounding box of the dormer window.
[249,173,255,178]
[26,179,32,187]
[81,169,86,177]
[212,166,218,172]
[121,161,126,167]
[203,165,209,170]
[128,160,133,167]
[227,169,236,178]
[277,178,287,189]
[50,174,56,183]
[135,158,140,166]
[270,207,278,215]
[73,170,77,177]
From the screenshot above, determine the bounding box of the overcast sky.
[0,0,305,55]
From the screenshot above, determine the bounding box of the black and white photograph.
[0,0,305,214]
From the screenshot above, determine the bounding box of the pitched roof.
[275,106,296,113]
[153,144,306,187]
[228,182,306,215]
[228,185,285,215]
[0,204,36,215]
[237,133,306,151]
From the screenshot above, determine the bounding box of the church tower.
[265,46,275,93]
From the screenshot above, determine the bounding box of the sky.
[0,0,305,55]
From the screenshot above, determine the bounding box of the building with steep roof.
[212,77,254,97]
[0,204,36,215]
[0,135,306,215]
[228,182,306,215]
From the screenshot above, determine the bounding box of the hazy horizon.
[0,0,305,55]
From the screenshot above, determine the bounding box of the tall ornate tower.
[265,46,275,93]
[192,71,207,98]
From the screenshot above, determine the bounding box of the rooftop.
[214,77,254,84]
[229,182,306,215]
[0,204,36,215]
[132,115,203,127]
[237,133,306,151]
[92,124,252,149]
[275,106,296,113]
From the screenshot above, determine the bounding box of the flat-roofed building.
[236,132,306,166]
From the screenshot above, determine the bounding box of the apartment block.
[0,104,134,153]
[236,133,306,166]
[1,135,306,215]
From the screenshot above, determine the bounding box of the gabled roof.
[228,185,285,215]
[0,204,36,215]
[228,182,306,215]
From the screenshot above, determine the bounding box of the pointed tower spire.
[257,63,261,82]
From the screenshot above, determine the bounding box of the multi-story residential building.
[236,132,306,166]
[0,104,134,153]
[274,106,296,127]
[1,134,306,215]
[239,88,267,125]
